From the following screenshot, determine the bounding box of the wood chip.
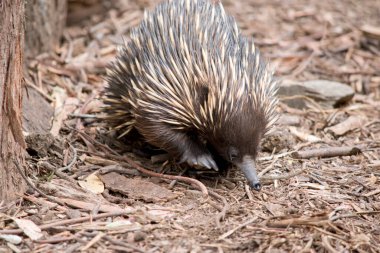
[325,116,367,136]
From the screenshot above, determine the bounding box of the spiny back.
[104,0,278,138]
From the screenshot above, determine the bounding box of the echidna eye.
[228,147,239,161]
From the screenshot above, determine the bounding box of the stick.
[13,160,66,206]
[104,153,209,196]
[77,131,209,196]
[292,146,362,159]
[261,168,306,182]
[218,217,257,240]
[0,211,132,235]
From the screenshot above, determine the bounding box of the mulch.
[1,0,380,252]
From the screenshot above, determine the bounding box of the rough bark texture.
[0,0,27,202]
[25,0,67,59]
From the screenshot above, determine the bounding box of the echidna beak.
[237,156,261,191]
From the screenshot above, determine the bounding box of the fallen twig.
[77,131,208,195]
[218,217,258,240]
[35,235,78,244]
[258,141,313,161]
[0,210,132,235]
[292,146,362,159]
[58,144,78,172]
[321,235,341,253]
[169,167,188,189]
[258,156,279,177]
[38,161,77,184]
[75,92,98,130]
[22,195,67,212]
[267,213,329,228]
[24,77,54,102]
[99,164,140,176]
[363,189,380,197]
[261,168,306,182]
[330,211,380,221]
[13,160,66,207]
[59,198,132,213]
[209,190,230,227]
[104,235,147,253]
[101,153,209,196]
[244,184,254,201]
[80,232,105,251]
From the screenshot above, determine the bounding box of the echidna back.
[104,0,278,139]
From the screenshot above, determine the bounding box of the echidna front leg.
[179,144,219,171]
[164,131,219,171]
[137,123,218,171]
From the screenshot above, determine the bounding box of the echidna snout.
[237,156,261,191]
[202,115,266,191]
[180,135,262,191]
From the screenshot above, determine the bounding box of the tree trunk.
[25,0,67,59]
[0,0,27,202]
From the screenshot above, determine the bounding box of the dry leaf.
[13,218,43,240]
[78,173,105,194]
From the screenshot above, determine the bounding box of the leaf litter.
[1,0,380,252]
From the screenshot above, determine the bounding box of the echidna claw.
[206,157,219,171]
[181,152,219,171]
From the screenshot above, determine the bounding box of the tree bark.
[0,0,27,202]
[25,0,67,59]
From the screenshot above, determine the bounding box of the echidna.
[103,0,278,190]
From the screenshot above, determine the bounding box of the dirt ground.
[1,0,380,252]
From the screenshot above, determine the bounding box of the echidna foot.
[180,152,218,171]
